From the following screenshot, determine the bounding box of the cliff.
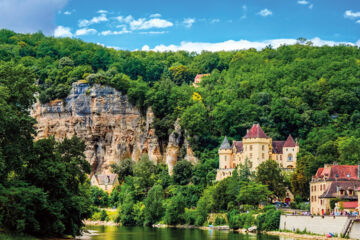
[31,82,197,174]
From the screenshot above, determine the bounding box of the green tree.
[111,158,134,183]
[256,160,286,200]
[237,182,272,206]
[164,193,186,225]
[144,184,164,225]
[173,160,193,185]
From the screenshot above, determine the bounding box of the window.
[349,190,353,196]
[280,155,282,161]
[225,165,227,169]
[250,145,253,151]
[340,190,344,195]
[262,153,265,159]
[262,145,264,151]
[288,154,293,161]
[224,156,227,161]
[314,186,316,191]
[250,153,253,158]
[321,200,323,205]
[320,185,322,191]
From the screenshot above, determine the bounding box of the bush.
[184,208,197,225]
[257,209,281,231]
[100,210,109,221]
[214,217,226,226]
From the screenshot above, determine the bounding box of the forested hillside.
[1,28,360,200]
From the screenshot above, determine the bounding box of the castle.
[216,124,299,181]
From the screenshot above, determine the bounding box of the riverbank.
[83,220,120,226]
[267,231,356,240]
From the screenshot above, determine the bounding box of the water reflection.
[85,226,281,240]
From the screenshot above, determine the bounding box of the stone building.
[310,164,360,215]
[91,174,119,193]
[216,123,299,181]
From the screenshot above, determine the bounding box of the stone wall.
[349,222,360,239]
[280,215,348,235]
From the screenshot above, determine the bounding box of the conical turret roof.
[220,136,231,150]
[283,135,296,147]
[243,124,268,139]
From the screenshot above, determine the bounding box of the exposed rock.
[32,82,197,175]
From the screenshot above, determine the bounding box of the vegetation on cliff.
[1,29,360,234]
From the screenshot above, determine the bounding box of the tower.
[242,124,271,170]
[218,136,233,169]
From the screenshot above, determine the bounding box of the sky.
[0,0,359,52]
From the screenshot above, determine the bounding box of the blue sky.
[0,0,359,51]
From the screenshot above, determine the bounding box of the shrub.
[257,209,281,231]
[100,210,109,221]
[184,209,197,225]
[214,217,226,226]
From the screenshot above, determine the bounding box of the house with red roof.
[193,73,210,87]
[310,164,360,215]
[216,123,299,181]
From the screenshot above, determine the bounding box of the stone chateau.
[216,124,299,181]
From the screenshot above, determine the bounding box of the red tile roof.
[244,124,269,139]
[233,141,243,153]
[341,201,358,209]
[283,135,296,147]
[272,141,285,154]
[314,165,359,181]
[194,74,210,84]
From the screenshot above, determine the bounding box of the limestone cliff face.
[32,82,197,174]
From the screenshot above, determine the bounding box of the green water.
[85,226,282,240]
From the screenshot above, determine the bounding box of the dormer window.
[335,174,339,178]
[340,190,344,195]
[348,190,353,196]
[346,174,350,178]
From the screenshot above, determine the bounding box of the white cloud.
[100,27,131,36]
[107,46,121,50]
[297,0,309,5]
[242,5,247,19]
[258,9,272,17]
[116,15,134,23]
[75,28,97,36]
[150,13,161,18]
[64,11,71,15]
[211,19,220,23]
[54,25,72,38]
[356,40,360,46]
[139,31,167,34]
[142,45,150,51]
[309,4,313,9]
[79,13,108,27]
[344,10,360,19]
[150,37,356,53]
[0,0,68,34]
[130,18,173,30]
[356,20,360,24]
[97,10,108,14]
[183,18,195,28]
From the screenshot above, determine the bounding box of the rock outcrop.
[32,82,197,174]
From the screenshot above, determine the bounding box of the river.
[84,226,287,240]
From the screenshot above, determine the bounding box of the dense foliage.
[1,29,360,234]
[0,60,92,237]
